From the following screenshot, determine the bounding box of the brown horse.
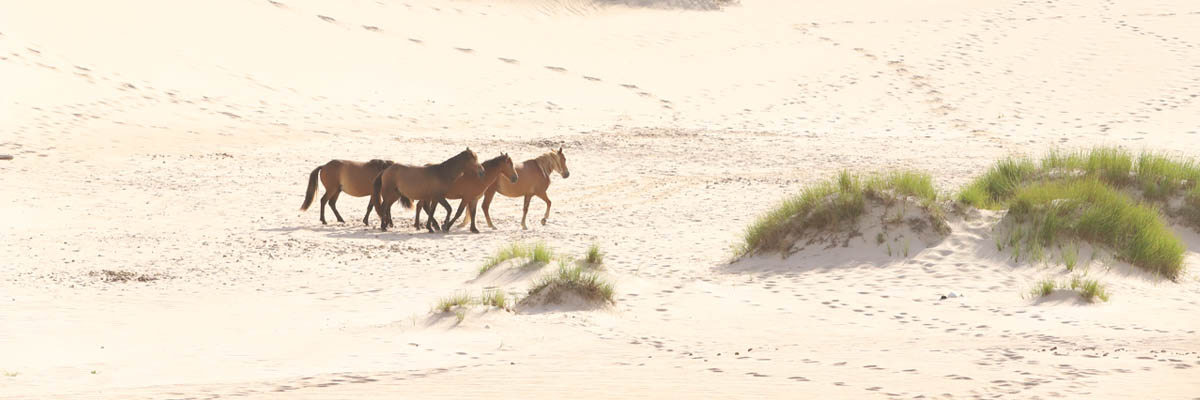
[414,153,519,233]
[479,147,570,230]
[300,159,394,225]
[371,148,484,232]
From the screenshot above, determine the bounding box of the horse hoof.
[470,228,480,233]
[541,219,547,225]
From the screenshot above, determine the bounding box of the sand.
[2,0,1200,398]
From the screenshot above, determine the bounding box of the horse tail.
[399,193,412,209]
[371,172,384,211]
[300,165,322,211]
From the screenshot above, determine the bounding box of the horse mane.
[441,149,475,166]
[434,149,477,179]
[366,159,393,168]
[535,151,559,174]
[481,154,509,170]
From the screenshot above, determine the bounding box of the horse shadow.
[260,222,497,241]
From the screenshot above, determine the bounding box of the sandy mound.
[516,266,615,312]
[769,194,949,261]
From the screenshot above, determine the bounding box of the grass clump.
[525,261,615,305]
[431,290,511,323]
[1028,277,1111,303]
[479,289,508,309]
[1069,276,1111,302]
[584,243,605,265]
[434,292,474,313]
[736,170,943,257]
[1031,279,1057,298]
[957,158,1037,209]
[959,147,1196,279]
[479,241,555,275]
[1006,179,1183,278]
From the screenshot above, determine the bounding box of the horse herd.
[300,147,571,233]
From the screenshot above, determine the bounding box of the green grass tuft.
[584,243,605,265]
[958,147,1195,279]
[1028,277,1111,303]
[1069,276,1111,302]
[527,262,615,304]
[957,157,1037,209]
[1062,242,1079,271]
[479,241,555,275]
[1031,279,1057,298]
[479,289,508,309]
[434,292,474,313]
[1007,179,1183,278]
[736,170,942,257]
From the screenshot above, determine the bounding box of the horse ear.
[558,146,563,153]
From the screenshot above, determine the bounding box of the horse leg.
[413,200,424,230]
[481,187,498,229]
[363,200,374,226]
[328,189,345,223]
[536,192,552,226]
[521,195,532,230]
[454,199,470,228]
[378,191,394,231]
[424,200,441,233]
[468,198,480,233]
[439,198,453,230]
[319,192,330,225]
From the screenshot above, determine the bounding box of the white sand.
[2,0,1200,398]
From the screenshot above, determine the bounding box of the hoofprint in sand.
[2,0,1200,398]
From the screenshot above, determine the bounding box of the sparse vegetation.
[523,262,615,305]
[736,170,946,257]
[584,243,605,265]
[1069,276,1111,302]
[479,289,508,309]
[1062,242,1079,271]
[431,289,512,323]
[1028,276,1111,303]
[959,148,1194,279]
[2,370,17,378]
[434,292,474,313]
[479,241,555,275]
[1031,279,1057,297]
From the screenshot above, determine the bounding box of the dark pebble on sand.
[0,154,12,160]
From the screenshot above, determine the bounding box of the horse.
[413,153,519,233]
[371,148,484,232]
[479,147,570,230]
[300,159,395,225]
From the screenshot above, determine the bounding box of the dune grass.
[479,289,508,309]
[434,292,474,313]
[958,148,1191,279]
[1069,276,1111,302]
[479,241,555,275]
[1006,179,1183,278]
[1031,279,1057,298]
[431,290,511,323]
[584,243,605,265]
[1028,276,1110,303]
[526,261,615,304]
[959,148,1200,209]
[736,170,943,257]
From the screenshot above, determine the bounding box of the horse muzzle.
[509,175,519,183]
[562,171,570,179]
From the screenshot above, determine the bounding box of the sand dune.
[2,0,1200,398]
